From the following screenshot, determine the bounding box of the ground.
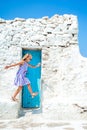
[0,119,87,130]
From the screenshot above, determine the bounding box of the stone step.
[0,98,19,119]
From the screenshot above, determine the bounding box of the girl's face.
[26,55,32,62]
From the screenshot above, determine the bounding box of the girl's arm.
[5,61,24,69]
[28,63,41,68]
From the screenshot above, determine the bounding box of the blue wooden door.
[22,49,41,108]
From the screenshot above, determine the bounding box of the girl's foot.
[32,92,38,98]
[12,96,18,102]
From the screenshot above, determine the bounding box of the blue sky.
[0,0,87,57]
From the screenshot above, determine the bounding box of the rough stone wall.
[0,14,87,120]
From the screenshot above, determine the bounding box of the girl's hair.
[22,53,32,61]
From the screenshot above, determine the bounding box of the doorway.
[22,49,41,108]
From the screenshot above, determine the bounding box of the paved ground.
[0,120,87,130]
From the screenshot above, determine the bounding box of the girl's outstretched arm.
[28,63,41,68]
[5,60,24,69]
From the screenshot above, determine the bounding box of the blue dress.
[14,62,30,86]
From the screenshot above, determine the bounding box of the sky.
[0,0,87,57]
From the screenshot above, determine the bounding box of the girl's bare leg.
[27,84,38,98]
[12,86,22,101]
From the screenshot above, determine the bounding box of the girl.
[5,53,41,101]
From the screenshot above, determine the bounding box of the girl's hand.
[36,63,41,67]
[4,66,10,69]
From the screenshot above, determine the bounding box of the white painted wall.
[0,14,87,120]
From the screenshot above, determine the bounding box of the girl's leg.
[27,84,38,98]
[27,84,33,95]
[12,86,22,101]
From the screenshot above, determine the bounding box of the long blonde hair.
[22,53,32,61]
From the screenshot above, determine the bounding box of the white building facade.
[0,15,87,120]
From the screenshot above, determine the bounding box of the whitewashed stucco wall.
[0,14,87,120]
